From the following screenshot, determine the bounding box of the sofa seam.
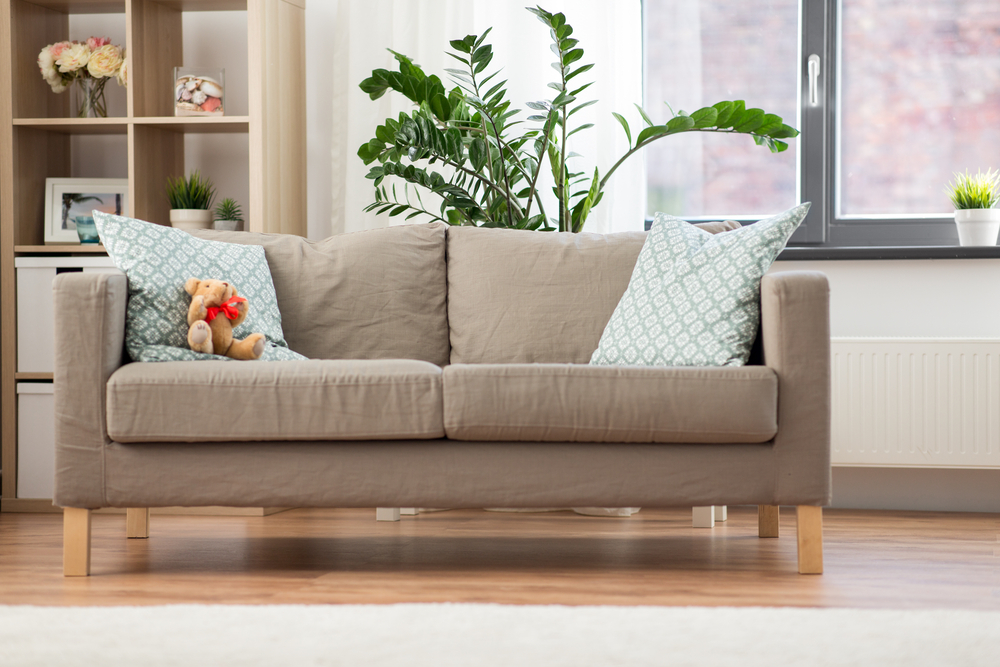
[443,373,775,381]
[110,429,446,442]
[98,275,110,507]
[444,424,777,437]
[109,379,441,388]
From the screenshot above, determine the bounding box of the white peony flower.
[56,42,90,73]
[37,47,55,76]
[87,44,122,79]
[117,59,128,87]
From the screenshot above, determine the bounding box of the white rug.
[2,603,998,666]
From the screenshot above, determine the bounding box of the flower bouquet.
[37,37,127,118]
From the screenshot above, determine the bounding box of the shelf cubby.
[1,0,306,502]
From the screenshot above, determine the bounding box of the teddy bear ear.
[184,278,201,295]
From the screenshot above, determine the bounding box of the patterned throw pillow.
[590,203,810,367]
[94,212,306,362]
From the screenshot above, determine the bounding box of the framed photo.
[44,178,129,244]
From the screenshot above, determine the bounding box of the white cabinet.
[14,255,120,501]
[15,256,120,374]
[16,383,55,499]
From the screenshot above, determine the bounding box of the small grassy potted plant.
[166,170,216,230]
[213,198,244,231]
[947,169,1000,246]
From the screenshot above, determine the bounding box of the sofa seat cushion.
[443,364,778,443]
[107,360,444,443]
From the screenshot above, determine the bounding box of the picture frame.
[44,178,129,244]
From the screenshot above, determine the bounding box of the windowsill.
[777,245,1000,261]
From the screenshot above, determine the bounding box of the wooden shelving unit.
[15,244,108,253]
[0,0,306,505]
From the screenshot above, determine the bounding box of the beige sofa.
[53,222,830,576]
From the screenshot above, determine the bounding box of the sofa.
[53,222,831,576]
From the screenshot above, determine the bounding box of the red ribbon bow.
[204,295,247,323]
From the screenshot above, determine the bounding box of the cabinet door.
[16,258,120,373]
[16,267,57,373]
[16,383,55,499]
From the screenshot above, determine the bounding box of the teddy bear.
[184,278,266,360]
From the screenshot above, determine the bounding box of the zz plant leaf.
[358,5,799,232]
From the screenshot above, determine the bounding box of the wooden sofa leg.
[796,506,824,574]
[63,508,92,577]
[714,505,727,522]
[376,508,401,522]
[126,508,150,539]
[692,506,715,528]
[758,505,780,538]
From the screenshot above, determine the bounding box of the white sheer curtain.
[324,0,644,237]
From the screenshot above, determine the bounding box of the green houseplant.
[358,6,799,233]
[166,170,216,231]
[214,197,244,232]
[947,169,1000,246]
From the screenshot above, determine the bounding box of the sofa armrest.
[759,270,831,505]
[53,272,128,508]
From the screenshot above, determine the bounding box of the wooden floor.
[1,506,997,609]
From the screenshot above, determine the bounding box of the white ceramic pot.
[954,208,1000,246]
[213,219,241,232]
[169,209,213,231]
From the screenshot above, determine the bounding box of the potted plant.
[947,169,1000,246]
[214,197,243,231]
[166,170,216,230]
[357,6,798,233]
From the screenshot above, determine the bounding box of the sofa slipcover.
[446,226,647,364]
[445,222,742,365]
[192,223,449,366]
[442,363,778,443]
[53,222,832,577]
[106,359,444,442]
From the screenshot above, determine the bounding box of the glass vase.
[72,77,109,118]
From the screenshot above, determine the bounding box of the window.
[643,0,1000,247]
[644,1,800,220]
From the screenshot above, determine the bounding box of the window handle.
[807,54,821,106]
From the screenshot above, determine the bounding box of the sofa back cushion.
[447,226,647,364]
[192,223,449,366]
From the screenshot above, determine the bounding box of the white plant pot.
[954,209,1000,246]
[169,209,213,231]
[213,219,241,232]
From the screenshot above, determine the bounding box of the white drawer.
[15,256,121,373]
[16,382,55,499]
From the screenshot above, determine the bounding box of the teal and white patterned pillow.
[94,211,307,362]
[590,203,810,367]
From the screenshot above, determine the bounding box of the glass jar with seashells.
[173,67,224,116]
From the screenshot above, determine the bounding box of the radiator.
[831,338,1000,469]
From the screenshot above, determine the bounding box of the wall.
[181,11,250,223]
[772,258,1000,338]
[306,0,336,240]
[76,8,1000,513]
[68,12,250,221]
[307,0,643,239]
[772,258,1000,513]
[67,14,128,181]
